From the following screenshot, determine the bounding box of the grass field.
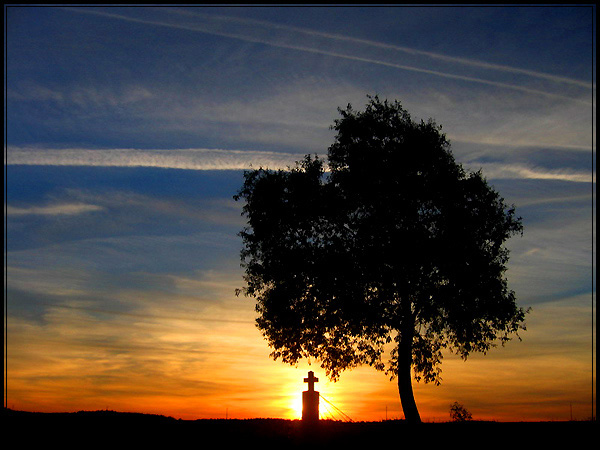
[4,408,595,447]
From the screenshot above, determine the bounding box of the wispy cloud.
[6,202,105,216]
[8,83,153,107]
[59,6,592,104]
[5,147,302,170]
[6,146,595,183]
[466,162,595,183]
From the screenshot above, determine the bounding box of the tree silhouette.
[449,402,473,422]
[234,96,527,423]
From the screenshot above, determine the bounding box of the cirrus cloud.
[6,202,105,216]
[5,147,303,171]
[6,146,594,183]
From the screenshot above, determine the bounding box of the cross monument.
[302,371,319,422]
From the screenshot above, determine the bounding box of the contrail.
[168,7,592,90]
[5,146,303,171]
[58,7,592,103]
[6,146,594,183]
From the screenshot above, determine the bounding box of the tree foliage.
[234,96,527,421]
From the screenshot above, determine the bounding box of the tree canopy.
[234,96,527,422]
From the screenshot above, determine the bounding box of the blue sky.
[4,5,596,421]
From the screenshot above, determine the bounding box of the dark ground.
[3,408,595,448]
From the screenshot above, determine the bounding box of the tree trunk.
[397,321,421,423]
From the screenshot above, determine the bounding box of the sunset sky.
[4,5,595,422]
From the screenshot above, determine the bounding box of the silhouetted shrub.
[449,402,472,422]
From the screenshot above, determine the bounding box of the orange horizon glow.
[4,367,595,423]
[4,274,595,423]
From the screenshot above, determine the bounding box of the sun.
[291,393,303,419]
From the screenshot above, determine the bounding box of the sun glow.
[291,393,303,420]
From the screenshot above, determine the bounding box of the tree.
[449,402,473,422]
[234,96,527,423]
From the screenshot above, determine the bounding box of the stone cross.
[304,371,318,392]
[302,371,320,422]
